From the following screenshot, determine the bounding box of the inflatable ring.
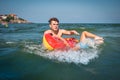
[43,33,79,50]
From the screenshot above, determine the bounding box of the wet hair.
[48,17,59,24]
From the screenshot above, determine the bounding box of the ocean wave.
[24,43,102,65]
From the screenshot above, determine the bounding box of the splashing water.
[24,39,102,65]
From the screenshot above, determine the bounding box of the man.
[43,17,104,50]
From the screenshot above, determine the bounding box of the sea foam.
[24,40,102,65]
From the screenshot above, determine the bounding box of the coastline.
[0,14,30,27]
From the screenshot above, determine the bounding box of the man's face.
[49,21,59,31]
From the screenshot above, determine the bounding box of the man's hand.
[71,30,80,35]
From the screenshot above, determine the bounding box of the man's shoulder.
[44,30,52,34]
[59,29,65,32]
[59,29,68,32]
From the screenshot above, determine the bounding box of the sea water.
[0,23,120,80]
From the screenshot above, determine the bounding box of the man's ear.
[49,24,51,28]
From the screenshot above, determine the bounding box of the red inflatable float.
[43,33,79,50]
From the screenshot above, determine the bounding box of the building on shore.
[0,14,30,25]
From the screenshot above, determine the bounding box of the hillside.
[0,14,30,25]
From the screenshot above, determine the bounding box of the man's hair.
[48,17,59,24]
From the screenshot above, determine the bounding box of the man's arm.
[62,29,80,35]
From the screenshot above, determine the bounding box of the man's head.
[48,17,59,24]
[48,17,59,31]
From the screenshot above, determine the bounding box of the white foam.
[6,41,15,44]
[24,42,102,65]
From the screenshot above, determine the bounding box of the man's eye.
[53,24,58,25]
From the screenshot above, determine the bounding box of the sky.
[0,0,120,23]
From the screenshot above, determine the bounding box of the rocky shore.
[0,14,30,26]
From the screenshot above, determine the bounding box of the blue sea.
[0,23,120,80]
